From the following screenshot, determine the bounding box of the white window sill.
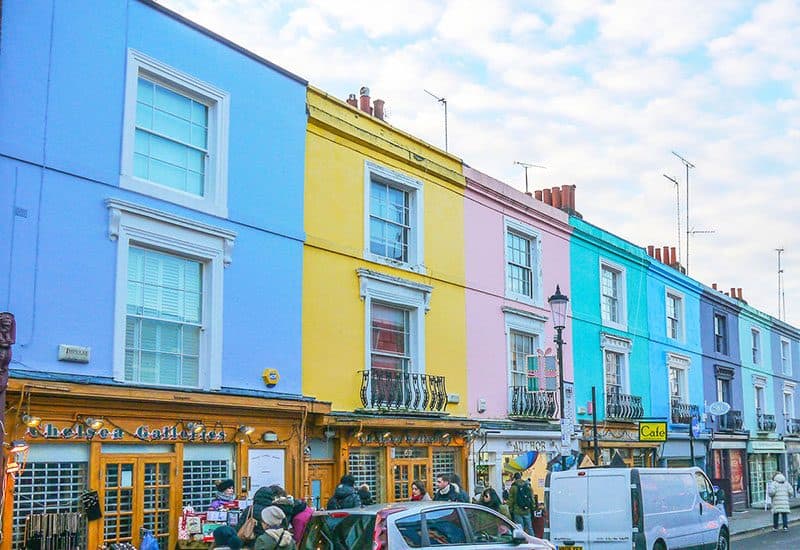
[602,319,628,332]
[120,175,228,217]
[365,252,428,275]
[505,291,539,307]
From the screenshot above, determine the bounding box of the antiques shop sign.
[27,423,226,442]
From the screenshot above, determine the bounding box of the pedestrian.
[212,525,243,550]
[449,474,470,502]
[433,474,460,501]
[796,472,800,493]
[357,483,374,506]
[237,486,277,542]
[411,480,431,501]
[532,501,547,539]
[479,487,511,519]
[254,506,295,550]
[209,479,237,511]
[769,472,794,531]
[326,475,361,510]
[289,499,313,543]
[508,472,534,535]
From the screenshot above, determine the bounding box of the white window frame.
[667,353,691,403]
[783,384,796,419]
[120,50,230,217]
[753,375,767,413]
[751,328,761,365]
[599,259,627,330]
[503,217,543,305]
[358,268,431,375]
[601,333,632,395]
[665,289,684,342]
[781,338,792,376]
[363,161,425,273]
[107,199,235,390]
[503,308,546,394]
[713,313,728,355]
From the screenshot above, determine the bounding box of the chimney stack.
[359,86,372,115]
[730,287,736,298]
[373,99,385,121]
[346,94,358,108]
[670,247,677,266]
[655,248,662,262]
[737,288,743,300]
[534,190,543,201]
[662,246,670,265]
[712,283,717,290]
[542,188,552,205]
[647,245,655,257]
[552,187,562,208]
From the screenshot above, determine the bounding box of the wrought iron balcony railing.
[509,387,559,419]
[786,417,800,435]
[757,411,776,432]
[716,409,743,432]
[360,369,448,412]
[671,399,700,425]
[605,391,644,421]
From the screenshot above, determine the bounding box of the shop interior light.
[186,421,205,434]
[262,431,278,442]
[382,431,392,439]
[22,414,42,428]
[440,433,450,440]
[84,417,104,430]
[7,440,29,453]
[238,425,255,436]
[5,459,20,474]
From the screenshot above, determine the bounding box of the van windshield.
[300,514,376,550]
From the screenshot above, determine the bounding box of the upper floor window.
[364,162,424,272]
[668,355,690,403]
[666,291,683,341]
[510,330,538,391]
[713,313,728,355]
[370,303,411,372]
[781,338,792,376]
[600,261,626,329]
[107,199,235,390]
[784,390,795,419]
[755,383,765,412]
[751,329,761,364]
[121,50,230,216]
[504,218,542,304]
[601,333,632,398]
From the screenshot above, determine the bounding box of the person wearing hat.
[254,506,295,550]
[212,525,243,550]
[209,479,237,511]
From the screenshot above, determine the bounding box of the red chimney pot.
[552,187,562,208]
[542,188,552,205]
[534,190,543,201]
[373,99,385,120]
[359,86,372,115]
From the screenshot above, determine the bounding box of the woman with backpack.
[508,473,534,535]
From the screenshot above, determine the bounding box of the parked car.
[299,500,556,549]
[546,466,728,550]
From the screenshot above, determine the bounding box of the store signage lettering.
[27,423,226,442]
[508,440,548,452]
[638,422,667,442]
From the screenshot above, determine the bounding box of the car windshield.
[299,513,376,550]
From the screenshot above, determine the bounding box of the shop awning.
[503,451,540,472]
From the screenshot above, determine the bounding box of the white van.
[545,467,728,550]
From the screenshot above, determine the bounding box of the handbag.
[237,506,257,542]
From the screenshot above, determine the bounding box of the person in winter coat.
[411,480,431,501]
[212,525,243,550]
[508,473,534,535]
[289,500,313,543]
[769,472,795,530]
[479,487,511,520]
[449,474,470,503]
[433,474,461,501]
[357,484,374,506]
[326,475,361,510]
[254,506,295,550]
[209,479,237,511]
[237,486,276,541]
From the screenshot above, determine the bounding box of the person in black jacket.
[236,486,276,541]
[433,474,461,502]
[326,475,361,510]
[449,474,470,503]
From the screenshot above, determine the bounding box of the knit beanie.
[260,505,286,528]
[212,525,243,550]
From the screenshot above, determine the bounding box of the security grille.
[432,449,457,481]
[348,449,382,502]
[182,460,230,510]
[12,462,88,550]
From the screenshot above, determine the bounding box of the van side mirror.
[512,527,527,544]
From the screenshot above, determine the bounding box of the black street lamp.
[548,285,569,472]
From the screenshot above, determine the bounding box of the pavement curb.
[731,518,800,538]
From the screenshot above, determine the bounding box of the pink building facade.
[463,165,574,497]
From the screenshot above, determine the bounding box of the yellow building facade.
[303,87,476,505]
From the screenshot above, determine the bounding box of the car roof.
[312,501,485,516]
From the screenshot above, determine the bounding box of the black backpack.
[515,482,534,510]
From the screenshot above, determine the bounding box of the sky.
[159,0,799,327]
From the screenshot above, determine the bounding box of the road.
[733,526,800,548]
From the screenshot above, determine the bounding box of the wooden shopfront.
[579,422,659,467]
[308,415,478,505]
[2,378,328,550]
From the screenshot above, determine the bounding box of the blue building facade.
[769,318,800,494]
[0,1,315,548]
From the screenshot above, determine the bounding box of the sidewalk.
[729,499,800,537]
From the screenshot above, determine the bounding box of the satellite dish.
[708,401,731,416]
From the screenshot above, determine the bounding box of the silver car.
[299,500,555,549]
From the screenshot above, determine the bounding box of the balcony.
[756,411,777,432]
[360,369,448,413]
[716,409,743,432]
[605,391,644,421]
[671,399,700,425]
[509,387,559,420]
[786,418,800,436]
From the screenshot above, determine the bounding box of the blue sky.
[160,0,799,326]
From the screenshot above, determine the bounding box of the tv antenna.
[514,161,546,194]
[662,174,681,266]
[424,89,448,152]
[777,247,786,321]
[672,151,695,273]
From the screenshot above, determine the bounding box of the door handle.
[576,515,584,531]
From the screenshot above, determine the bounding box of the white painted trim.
[107,200,234,390]
[503,216,543,306]
[667,352,691,402]
[601,333,631,393]
[504,310,544,403]
[120,50,230,217]
[665,288,685,343]
[357,269,429,375]
[362,160,426,274]
[781,337,793,376]
[751,327,762,365]
[599,258,627,331]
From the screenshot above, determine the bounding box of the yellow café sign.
[639,422,667,442]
